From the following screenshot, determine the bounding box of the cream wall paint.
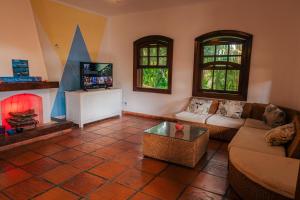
[102,0,300,115]
[0,0,48,79]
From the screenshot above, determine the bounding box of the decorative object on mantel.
[12,59,29,77]
[0,76,42,83]
[6,109,39,133]
[7,129,15,135]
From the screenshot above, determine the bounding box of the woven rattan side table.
[143,121,209,168]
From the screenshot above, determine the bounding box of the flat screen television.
[80,62,113,90]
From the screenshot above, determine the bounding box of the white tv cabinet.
[65,88,122,128]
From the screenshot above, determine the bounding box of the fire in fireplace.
[1,94,43,130]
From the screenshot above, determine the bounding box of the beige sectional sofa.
[228,104,300,200]
[174,98,252,141]
[172,97,300,199]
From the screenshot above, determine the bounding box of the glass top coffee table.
[143,121,209,168]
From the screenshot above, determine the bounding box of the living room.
[0,0,299,199]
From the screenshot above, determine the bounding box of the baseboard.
[122,110,177,122]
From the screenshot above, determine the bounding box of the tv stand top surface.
[65,88,121,95]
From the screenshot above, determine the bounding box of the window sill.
[192,90,247,101]
[133,87,171,94]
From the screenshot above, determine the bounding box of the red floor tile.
[123,127,143,134]
[50,149,84,163]
[203,160,228,178]
[143,177,185,200]
[3,177,53,200]
[211,150,229,164]
[160,165,198,184]
[7,151,43,166]
[92,127,115,135]
[41,164,81,184]
[21,157,61,176]
[109,132,134,140]
[191,172,228,195]
[124,134,143,144]
[131,192,159,200]
[0,117,230,199]
[0,193,10,200]
[89,161,127,180]
[70,154,104,170]
[0,160,15,173]
[33,187,79,200]
[116,169,153,190]
[31,143,65,156]
[91,146,124,160]
[56,138,85,148]
[89,182,135,200]
[62,173,105,196]
[73,142,103,153]
[179,186,222,200]
[92,136,118,146]
[0,168,32,190]
[135,158,168,175]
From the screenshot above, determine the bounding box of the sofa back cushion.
[186,98,212,115]
[208,99,219,114]
[241,103,252,119]
[217,100,245,119]
[287,115,300,158]
[263,104,286,128]
[250,103,268,120]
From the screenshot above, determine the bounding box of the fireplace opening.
[1,94,43,130]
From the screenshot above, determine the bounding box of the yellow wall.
[30,0,107,65]
[0,0,48,79]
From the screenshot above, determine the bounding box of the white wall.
[0,0,48,79]
[102,0,300,115]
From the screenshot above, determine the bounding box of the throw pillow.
[263,104,286,128]
[217,100,245,119]
[264,123,295,146]
[186,98,212,115]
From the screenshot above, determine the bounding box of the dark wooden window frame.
[133,35,173,94]
[192,30,253,100]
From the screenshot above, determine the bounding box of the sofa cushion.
[229,126,286,157]
[208,99,219,114]
[217,100,245,119]
[175,111,211,123]
[230,147,299,199]
[244,118,271,130]
[264,123,295,146]
[186,98,212,115]
[206,114,245,129]
[263,104,286,128]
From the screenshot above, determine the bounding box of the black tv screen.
[80,62,113,89]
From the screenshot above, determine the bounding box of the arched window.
[192,30,253,100]
[133,35,173,94]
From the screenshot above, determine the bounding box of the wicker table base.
[143,130,209,168]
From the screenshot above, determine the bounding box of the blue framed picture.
[12,59,29,77]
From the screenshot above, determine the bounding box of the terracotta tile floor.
[0,115,239,200]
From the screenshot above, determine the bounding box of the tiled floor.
[0,115,240,200]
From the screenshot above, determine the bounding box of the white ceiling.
[56,0,202,16]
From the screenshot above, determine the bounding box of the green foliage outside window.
[142,68,168,89]
[201,43,242,92]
